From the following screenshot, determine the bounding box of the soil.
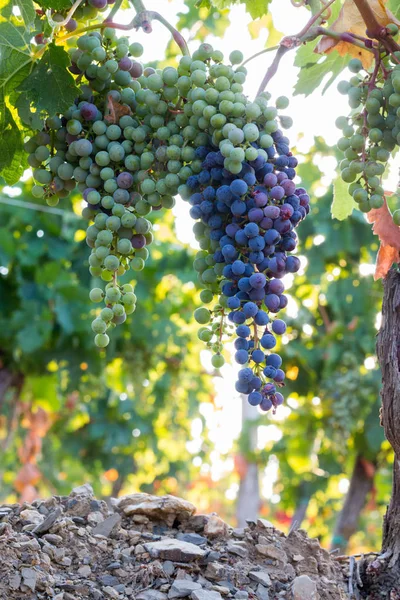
[0,484,354,599]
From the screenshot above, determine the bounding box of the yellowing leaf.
[331,174,357,220]
[316,0,396,67]
[248,13,282,46]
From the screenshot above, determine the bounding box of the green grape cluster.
[336,55,400,221]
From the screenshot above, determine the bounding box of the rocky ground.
[0,485,349,600]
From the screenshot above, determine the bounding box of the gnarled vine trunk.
[363,269,400,596]
[377,269,400,564]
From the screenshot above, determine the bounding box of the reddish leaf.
[374,245,399,280]
[367,200,400,279]
[315,0,398,67]
[104,95,131,124]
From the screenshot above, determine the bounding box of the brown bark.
[331,455,375,554]
[377,269,400,564]
[361,269,400,597]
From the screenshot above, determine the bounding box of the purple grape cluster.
[189,129,310,411]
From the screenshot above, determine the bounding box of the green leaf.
[207,0,270,19]
[37,0,72,10]
[15,0,36,26]
[18,43,80,117]
[388,0,400,20]
[331,174,357,221]
[241,0,270,19]
[294,43,348,96]
[0,105,26,184]
[0,21,32,97]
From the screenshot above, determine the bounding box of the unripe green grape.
[129,41,143,57]
[370,194,384,209]
[131,257,145,271]
[97,230,113,246]
[194,307,211,324]
[341,167,356,183]
[46,196,60,207]
[393,209,400,225]
[90,288,104,302]
[95,333,109,348]
[229,50,243,64]
[211,354,225,368]
[92,318,107,334]
[353,188,368,203]
[31,185,45,198]
[122,292,136,306]
[200,289,214,303]
[117,238,132,255]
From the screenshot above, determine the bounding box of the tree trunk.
[291,495,310,531]
[331,454,375,554]
[236,395,261,527]
[362,269,400,596]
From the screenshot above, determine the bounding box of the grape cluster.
[336,55,400,221]
[184,102,308,411]
[23,36,310,409]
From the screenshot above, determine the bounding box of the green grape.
[90,288,104,302]
[194,307,211,324]
[95,333,110,348]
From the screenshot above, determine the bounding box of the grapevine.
[6,0,400,413]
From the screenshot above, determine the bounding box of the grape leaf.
[367,199,400,279]
[14,0,36,26]
[18,43,80,117]
[0,104,26,185]
[35,0,72,10]
[0,21,32,96]
[294,48,348,96]
[388,0,400,19]
[331,174,357,221]
[207,0,270,19]
[315,0,397,68]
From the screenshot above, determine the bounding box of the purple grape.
[264,173,277,187]
[65,18,77,32]
[248,207,264,222]
[269,279,284,294]
[129,62,143,78]
[267,354,282,369]
[117,172,134,189]
[272,319,286,335]
[235,350,249,364]
[260,397,273,411]
[131,234,146,249]
[119,57,132,71]
[252,349,265,363]
[249,273,266,289]
[260,334,276,350]
[274,369,285,383]
[264,206,280,219]
[249,391,262,406]
[270,185,285,200]
[89,0,107,7]
[238,368,253,383]
[265,294,280,312]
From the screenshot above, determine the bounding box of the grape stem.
[104,0,124,23]
[130,8,190,56]
[241,46,280,67]
[45,0,84,29]
[352,0,400,54]
[256,24,374,95]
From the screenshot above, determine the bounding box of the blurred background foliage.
[0,0,391,557]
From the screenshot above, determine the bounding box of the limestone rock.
[116,494,196,525]
[168,580,202,598]
[204,516,229,538]
[144,538,206,562]
[292,575,318,600]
